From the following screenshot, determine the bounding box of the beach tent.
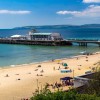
[60,69,72,73]
[60,77,73,86]
[60,77,73,81]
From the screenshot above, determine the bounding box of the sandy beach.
[0,52,100,100]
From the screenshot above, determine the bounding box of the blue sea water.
[0,27,100,67]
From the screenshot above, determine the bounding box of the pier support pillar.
[78,42,87,46]
[99,44,100,47]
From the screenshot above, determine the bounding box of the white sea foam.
[10,65,16,67]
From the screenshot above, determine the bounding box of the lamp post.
[36,79,39,94]
[73,70,74,79]
[72,69,74,88]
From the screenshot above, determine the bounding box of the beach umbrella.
[63,63,68,67]
[55,60,60,63]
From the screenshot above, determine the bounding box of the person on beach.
[41,69,44,73]
[78,68,81,70]
[86,56,88,58]
[5,74,9,77]
[53,67,55,70]
[52,59,54,62]
[37,74,38,76]
[57,66,60,70]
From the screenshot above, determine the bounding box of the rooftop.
[11,35,22,38]
[29,33,52,35]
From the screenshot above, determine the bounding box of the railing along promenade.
[66,39,100,47]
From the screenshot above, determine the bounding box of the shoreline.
[1,51,99,69]
[0,55,86,69]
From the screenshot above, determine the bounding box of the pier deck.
[0,39,72,46]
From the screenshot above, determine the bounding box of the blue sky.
[0,0,100,28]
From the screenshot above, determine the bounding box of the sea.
[0,27,100,67]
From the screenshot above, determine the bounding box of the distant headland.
[13,24,100,29]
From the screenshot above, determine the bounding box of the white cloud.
[83,0,100,3]
[57,5,100,17]
[56,11,80,15]
[0,10,31,14]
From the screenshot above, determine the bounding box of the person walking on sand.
[53,67,55,71]
[59,66,60,69]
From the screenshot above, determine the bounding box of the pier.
[1,30,99,47]
[67,39,100,47]
[0,38,100,47]
[0,39,72,46]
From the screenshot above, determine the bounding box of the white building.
[11,35,26,40]
[28,31,63,41]
[74,76,89,88]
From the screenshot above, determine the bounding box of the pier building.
[28,30,63,41]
